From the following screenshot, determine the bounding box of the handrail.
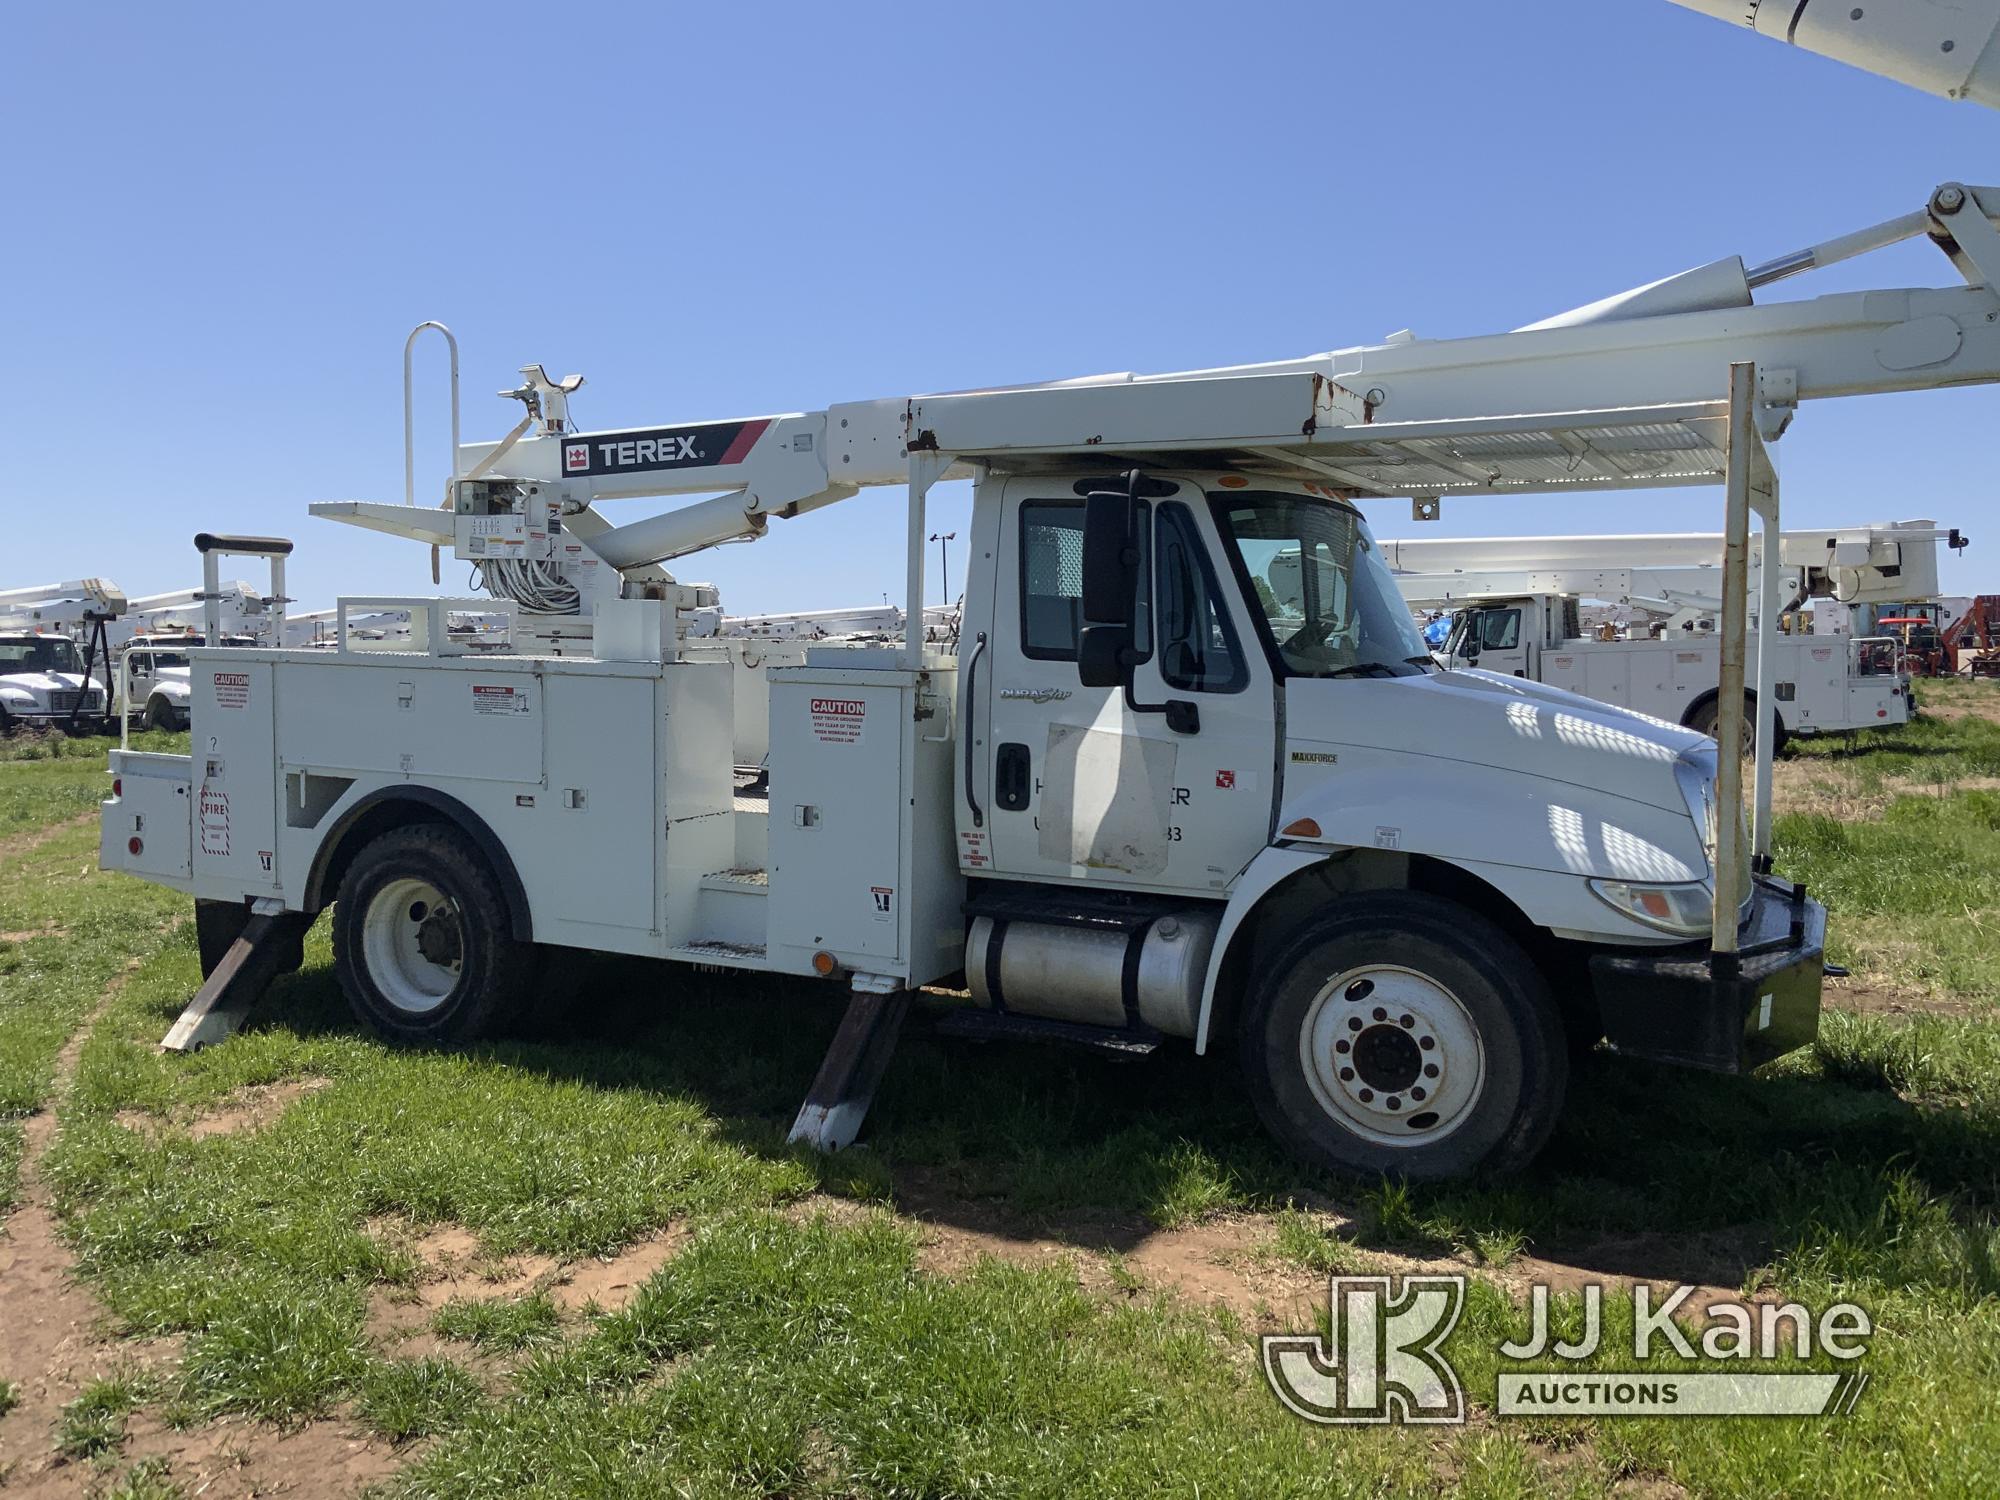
[117,646,132,751]
[962,631,988,828]
[403,322,460,506]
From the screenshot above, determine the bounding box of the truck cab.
[1439,597,1548,678]
[0,631,107,727]
[948,471,1820,1175]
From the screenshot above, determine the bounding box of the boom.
[1668,0,2000,108]
[315,183,2000,626]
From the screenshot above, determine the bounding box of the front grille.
[39,690,103,715]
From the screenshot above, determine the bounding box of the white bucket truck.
[98,169,2000,1178]
[1387,522,1965,750]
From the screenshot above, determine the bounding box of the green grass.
[98,1457,187,1500]
[432,1293,562,1350]
[1776,790,2000,1002]
[0,1377,18,1417]
[1790,678,2000,785]
[6,691,2000,1495]
[0,757,188,1207]
[358,1357,484,1443]
[394,1210,1408,1500]
[56,1374,142,1460]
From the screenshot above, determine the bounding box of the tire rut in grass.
[0,811,95,866]
[0,955,156,1488]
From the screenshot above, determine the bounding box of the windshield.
[147,651,190,670]
[0,637,84,674]
[1211,491,1430,678]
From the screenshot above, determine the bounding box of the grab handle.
[961,631,988,828]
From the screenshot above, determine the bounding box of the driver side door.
[978,477,1276,897]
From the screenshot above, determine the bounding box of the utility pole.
[928,531,955,606]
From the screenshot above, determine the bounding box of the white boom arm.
[1668,0,2000,108]
[315,182,2000,583]
[0,578,129,617]
[1384,520,1961,608]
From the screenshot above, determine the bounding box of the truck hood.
[1290,667,1709,815]
[0,671,96,696]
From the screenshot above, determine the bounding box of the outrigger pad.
[161,909,314,1054]
[787,987,911,1153]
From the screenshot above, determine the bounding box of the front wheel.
[143,697,185,732]
[332,824,532,1043]
[1239,892,1568,1180]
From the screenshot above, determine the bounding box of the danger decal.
[810,697,866,745]
[558,419,771,478]
[471,683,532,715]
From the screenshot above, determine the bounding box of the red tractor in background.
[1948,597,2000,679]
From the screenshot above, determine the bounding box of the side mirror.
[1080,490,1136,627]
[1077,623,1132,688]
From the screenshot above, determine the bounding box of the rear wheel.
[333,824,531,1043]
[1687,693,1786,757]
[1238,892,1567,1180]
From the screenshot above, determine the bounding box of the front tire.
[143,697,185,732]
[332,824,532,1043]
[1239,893,1568,1181]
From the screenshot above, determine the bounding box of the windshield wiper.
[1405,655,1438,668]
[1323,662,1400,679]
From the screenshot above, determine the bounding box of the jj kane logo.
[1265,1275,1874,1424]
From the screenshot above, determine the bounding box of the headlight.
[1588,878,1714,937]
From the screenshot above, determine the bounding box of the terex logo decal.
[557,419,771,478]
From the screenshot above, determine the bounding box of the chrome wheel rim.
[1299,964,1485,1146]
[361,877,462,1016]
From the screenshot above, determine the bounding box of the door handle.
[995,743,1032,811]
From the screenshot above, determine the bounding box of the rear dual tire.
[1239,893,1567,1180]
[1687,693,1787,757]
[332,824,533,1044]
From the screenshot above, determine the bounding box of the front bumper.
[1588,877,1826,1073]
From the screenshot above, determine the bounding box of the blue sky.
[4,2,1993,611]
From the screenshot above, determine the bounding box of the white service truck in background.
[0,631,110,729]
[0,579,124,730]
[1386,522,1962,750]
